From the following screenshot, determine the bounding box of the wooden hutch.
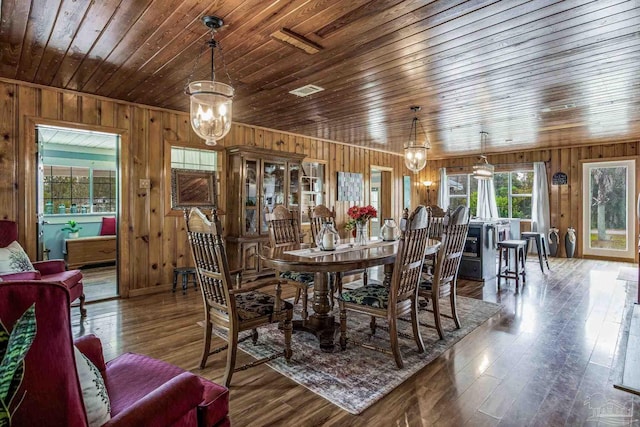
[225,146,305,279]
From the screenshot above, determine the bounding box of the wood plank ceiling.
[1,0,639,158]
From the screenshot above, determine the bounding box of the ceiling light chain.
[404,106,430,174]
[185,15,234,146]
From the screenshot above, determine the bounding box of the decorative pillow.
[0,241,35,274]
[74,346,111,427]
[99,217,116,236]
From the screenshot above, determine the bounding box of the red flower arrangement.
[347,205,377,224]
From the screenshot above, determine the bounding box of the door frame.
[370,165,394,236]
[580,157,637,261]
[22,117,128,295]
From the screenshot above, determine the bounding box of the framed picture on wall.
[171,168,218,209]
[337,171,363,201]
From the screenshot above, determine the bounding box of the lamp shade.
[473,132,494,179]
[473,156,494,179]
[403,106,429,173]
[404,145,427,173]
[189,81,234,146]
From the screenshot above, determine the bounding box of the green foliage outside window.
[449,171,532,218]
[43,166,116,213]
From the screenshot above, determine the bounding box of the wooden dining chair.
[423,205,447,275]
[267,205,314,320]
[307,204,369,305]
[427,205,446,240]
[338,205,431,369]
[185,207,293,387]
[419,205,470,340]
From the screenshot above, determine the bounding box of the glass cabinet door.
[288,163,300,213]
[261,161,285,234]
[244,159,258,235]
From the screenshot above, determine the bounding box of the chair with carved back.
[307,204,369,306]
[423,205,447,275]
[185,207,293,387]
[419,205,470,339]
[338,206,430,369]
[427,205,446,240]
[267,205,314,320]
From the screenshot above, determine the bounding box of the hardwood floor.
[71,258,640,426]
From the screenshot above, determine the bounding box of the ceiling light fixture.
[404,106,430,174]
[473,131,494,180]
[185,16,234,146]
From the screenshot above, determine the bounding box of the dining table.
[260,238,441,351]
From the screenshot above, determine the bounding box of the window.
[494,171,533,219]
[43,166,116,214]
[447,170,532,218]
[448,174,478,213]
[300,162,325,223]
[171,146,217,171]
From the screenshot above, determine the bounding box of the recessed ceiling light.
[289,84,325,97]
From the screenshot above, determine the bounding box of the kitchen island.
[458,218,520,281]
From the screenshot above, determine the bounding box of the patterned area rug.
[225,295,501,414]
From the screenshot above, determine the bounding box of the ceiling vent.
[289,84,325,97]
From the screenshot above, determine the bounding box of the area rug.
[220,295,501,414]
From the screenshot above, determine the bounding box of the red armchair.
[0,219,86,316]
[0,281,230,427]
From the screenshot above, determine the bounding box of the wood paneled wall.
[0,78,413,297]
[418,145,639,260]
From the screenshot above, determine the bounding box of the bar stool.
[497,240,527,292]
[172,267,197,294]
[520,231,550,273]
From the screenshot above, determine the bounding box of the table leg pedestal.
[292,315,338,352]
[291,271,338,352]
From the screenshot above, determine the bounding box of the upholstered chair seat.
[338,284,389,309]
[235,292,294,320]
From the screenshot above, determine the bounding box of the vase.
[548,227,559,257]
[565,227,576,258]
[355,222,368,246]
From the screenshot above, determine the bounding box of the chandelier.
[473,131,494,180]
[185,16,234,146]
[404,106,430,174]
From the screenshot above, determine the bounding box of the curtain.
[532,161,550,250]
[476,178,499,219]
[437,168,449,208]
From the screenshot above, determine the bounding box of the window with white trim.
[447,170,532,218]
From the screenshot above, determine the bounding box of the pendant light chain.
[184,40,208,93]
[216,40,234,87]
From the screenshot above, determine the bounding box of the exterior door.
[582,159,636,260]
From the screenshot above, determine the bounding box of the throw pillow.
[74,346,111,427]
[0,241,35,274]
[99,217,116,236]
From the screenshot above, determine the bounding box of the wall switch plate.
[139,179,150,189]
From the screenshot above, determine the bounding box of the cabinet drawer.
[459,258,482,280]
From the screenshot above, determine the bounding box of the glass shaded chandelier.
[185,16,234,146]
[404,106,430,174]
[473,131,494,179]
